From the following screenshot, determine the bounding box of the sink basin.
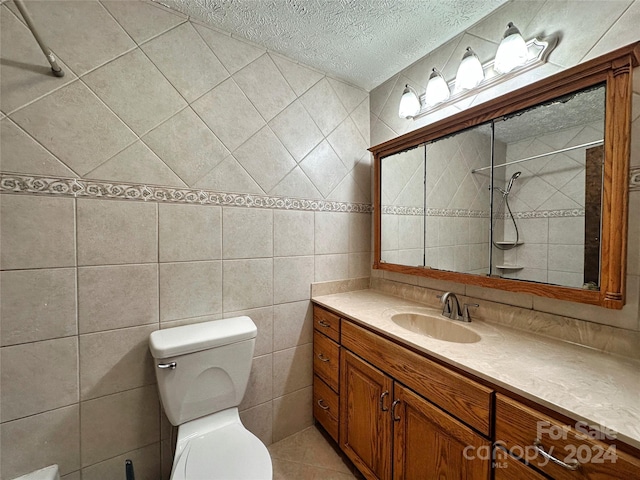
[391,313,481,343]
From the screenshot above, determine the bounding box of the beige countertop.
[312,289,640,450]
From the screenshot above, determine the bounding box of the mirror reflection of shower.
[492,171,521,250]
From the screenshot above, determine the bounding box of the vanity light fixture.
[398,84,421,118]
[455,47,484,92]
[425,68,450,107]
[494,22,529,74]
[399,22,557,120]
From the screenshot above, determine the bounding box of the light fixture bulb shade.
[398,85,421,118]
[455,47,484,91]
[425,69,450,107]
[494,22,528,74]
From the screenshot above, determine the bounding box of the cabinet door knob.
[533,439,580,471]
[317,320,331,328]
[317,399,330,411]
[380,391,389,411]
[391,399,401,421]
[317,353,330,362]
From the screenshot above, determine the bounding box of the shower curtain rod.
[14,0,65,77]
[471,139,604,173]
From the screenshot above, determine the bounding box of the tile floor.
[268,425,363,479]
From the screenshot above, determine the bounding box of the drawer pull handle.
[533,439,580,471]
[317,399,330,411]
[317,353,330,362]
[380,391,389,411]
[317,320,331,328]
[391,399,401,421]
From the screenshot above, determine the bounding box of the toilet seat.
[171,410,272,480]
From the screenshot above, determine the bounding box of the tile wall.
[0,1,371,479]
[370,0,640,333]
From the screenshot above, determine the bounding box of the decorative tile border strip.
[381,205,585,218]
[382,205,490,218]
[631,166,640,192]
[0,173,374,213]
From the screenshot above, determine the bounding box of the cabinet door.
[340,349,393,480]
[393,383,491,480]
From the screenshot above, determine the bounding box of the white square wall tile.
[141,22,229,103]
[192,78,265,152]
[1,405,80,479]
[239,354,272,410]
[223,259,273,311]
[271,54,323,97]
[83,49,186,136]
[314,254,349,282]
[159,204,221,262]
[269,100,323,162]
[223,207,273,259]
[193,23,265,75]
[78,264,159,334]
[328,117,369,171]
[233,127,297,193]
[0,195,75,270]
[77,199,157,266]
[274,210,314,257]
[10,81,136,176]
[300,78,348,136]
[159,261,222,322]
[1,337,78,422]
[272,301,313,351]
[315,212,349,254]
[142,108,229,186]
[233,54,296,122]
[299,141,348,198]
[1,268,77,346]
[101,1,186,45]
[272,344,313,397]
[273,256,314,304]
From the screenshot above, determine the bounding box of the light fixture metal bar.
[412,36,557,120]
[471,139,604,173]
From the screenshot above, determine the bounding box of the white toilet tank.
[149,316,257,426]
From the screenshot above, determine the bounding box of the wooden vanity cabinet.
[312,306,341,442]
[313,304,492,480]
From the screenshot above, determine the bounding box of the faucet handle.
[462,303,479,322]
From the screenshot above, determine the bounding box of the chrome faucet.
[439,292,478,322]
[440,292,462,320]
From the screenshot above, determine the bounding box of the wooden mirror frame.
[370,42,640,309]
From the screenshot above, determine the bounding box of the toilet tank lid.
[149,316,257,359]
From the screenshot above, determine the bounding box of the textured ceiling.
[157,0,508,91]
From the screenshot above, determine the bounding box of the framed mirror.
[371,43,640,309]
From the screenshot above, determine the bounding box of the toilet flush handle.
[158,362,177,370]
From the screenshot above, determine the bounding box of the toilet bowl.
[149,317,272,479]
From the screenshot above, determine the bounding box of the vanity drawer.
[313,306,340,342]
[495,394,640,479]
[341,320,492,436]
[313,374,339,441]
[313,331,340,392]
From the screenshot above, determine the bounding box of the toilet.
[149,316,272,480]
